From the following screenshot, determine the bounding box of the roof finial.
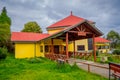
[70,11,73,15]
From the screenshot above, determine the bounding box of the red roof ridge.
[47,13,94,29]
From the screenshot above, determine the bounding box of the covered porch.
[44,20,103,62]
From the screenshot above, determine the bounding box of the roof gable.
[44,21,103,41]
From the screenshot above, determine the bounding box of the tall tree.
[0,7,11,42]
[21,21,42,33]
[0,7,12,51]
[0,7,11,25]
[107,30,120,48]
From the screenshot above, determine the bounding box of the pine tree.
[0,7,11,25]
[0,7,11,47]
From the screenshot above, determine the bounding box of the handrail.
[75,61,109,72]
[109,62,120,80]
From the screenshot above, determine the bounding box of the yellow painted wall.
[96,43,110,53]
[35,43,44,57]
[15,42,45,58]
[68,42,73,51]
[44,39,64,53]
[98,49,110,53]
[47,28,64,34]
[44,39,63,45]
[46,39,88,52]
[15,43,35,58]
[40,41,45,57]
[15,39,110,58]
[75,39,88,52]
[62,39,88,52]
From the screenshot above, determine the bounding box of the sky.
[0,0,120,35]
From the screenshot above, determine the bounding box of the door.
[54,45,59,54]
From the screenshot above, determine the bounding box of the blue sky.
[0,0,120,35]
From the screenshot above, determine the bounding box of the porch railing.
[45,54,67,62]
[45,52,92,62]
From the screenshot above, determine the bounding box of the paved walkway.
[68,58,109,78]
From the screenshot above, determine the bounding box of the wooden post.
[109,63,111,80]
[66,32,69,59]
[51,38,54,54]
[73,40,75,58]
[93,34,96,62]
[88,64,90,72]
[61,45,62,54]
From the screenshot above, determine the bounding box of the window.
[102,46,105,49]
[77,45,85,51]
[64,46,66,51]
[45,45,49,52]
[40,46,43,52]
[88,38,93,50]
[98,46,101,49]
[105,46,109,49]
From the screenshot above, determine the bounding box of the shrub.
[96,50,99,56]
[71,62,80,70]
[0,47,8,60]
[54,62,80,73]
[108,57,113,62]
[27,58,43,63]
[112,49,120,55]
[54,62,71,73]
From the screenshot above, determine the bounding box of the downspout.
[34,42,36,58]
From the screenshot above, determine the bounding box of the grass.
[96,53,120,63]
[84,53,120,64]
[0,55,107,80]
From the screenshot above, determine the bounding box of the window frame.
[77,45,85,51]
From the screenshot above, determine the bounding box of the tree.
[107,30,120,48]
[0,7,11,25]
[0,7,11,43]
[21,21,42,33]
[0,7,12,53]
[0,23,10,42]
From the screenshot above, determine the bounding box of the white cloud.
[0,0,120,35]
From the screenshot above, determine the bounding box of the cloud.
[0,0,120,35]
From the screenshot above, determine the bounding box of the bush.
[54,62,80,73]
[27,58,43,63]
[0,47,8,60]
[112,49,120,55]
[96,50,99,56]
[108,57,113,62]
[71,62,80,70]
[55,63,71,73]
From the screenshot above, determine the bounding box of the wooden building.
[11,12,107,61]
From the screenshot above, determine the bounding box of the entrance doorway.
[54,45,59,54]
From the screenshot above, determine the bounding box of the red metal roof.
[11,33,106,42]
[95,37,111,43]
[47,14,93,28]
[11,32,50,42]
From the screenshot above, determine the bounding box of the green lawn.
[0,55,107,80]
